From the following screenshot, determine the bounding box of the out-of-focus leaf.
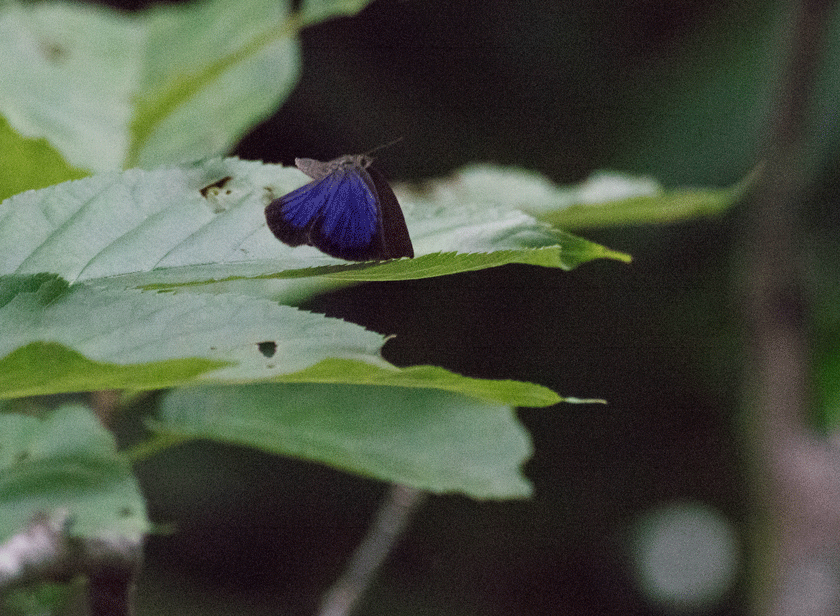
[0,0,299,171]
[0,115,88,202]
[446,166,753,230]
[298,0,374,24]
[0,405,150,541]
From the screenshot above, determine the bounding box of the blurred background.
[91,0,840,613]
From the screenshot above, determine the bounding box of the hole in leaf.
[257,341,277,358]
[199,176,232,198]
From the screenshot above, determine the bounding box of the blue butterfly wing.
[310,169,384,260]
[266,167,385,261]
[265,179,326,247]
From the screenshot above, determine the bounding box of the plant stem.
[317,484,426,616]
[743,0,840,614]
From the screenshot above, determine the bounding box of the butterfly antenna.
[364,136,404,158]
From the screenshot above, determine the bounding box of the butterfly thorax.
[295,155,373,181]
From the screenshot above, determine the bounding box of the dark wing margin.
[367,166,414,259]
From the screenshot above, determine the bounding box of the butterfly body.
[265,154,414,261]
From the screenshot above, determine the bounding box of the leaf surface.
[0,405,149,542]
[0,159,629,290]
[0,0,302,172]
[154,383,535,498]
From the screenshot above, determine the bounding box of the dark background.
[112,0,839,614]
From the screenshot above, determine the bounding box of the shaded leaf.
[0,405,150,542]
[153,383,534,498]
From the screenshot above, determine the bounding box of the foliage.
[0,0,747,612]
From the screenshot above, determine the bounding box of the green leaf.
[0,275,567,406]
[0,0,300,172]
[298,0,375,24]
[152,383,534,498]
[129,0,300,168]
[0,3,134,173]
[0,405,150,542]
[0,159,633,402]
[0,274,390,399]
[519,168,755,229]
[816,342,840,430]
[0,342,227,400]
[0,268,576,405]
[0,115,88,202]
[280,359,570,407]
[280,243,629,282]
[0,158,629,291]
[135,246,630,291]
[3,583,74,616]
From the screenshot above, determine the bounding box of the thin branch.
[742,0,840,614]
[317,484,426,616]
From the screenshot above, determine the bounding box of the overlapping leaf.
[0,156,620,403]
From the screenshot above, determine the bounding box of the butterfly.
[265,154,414,261]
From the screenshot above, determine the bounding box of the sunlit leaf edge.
[0,342,229,400]
[0,341,592,408]
[135,245,632,291]
[270,358,577,407]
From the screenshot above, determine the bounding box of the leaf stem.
[122,431,192,463]
[316,484,426,616]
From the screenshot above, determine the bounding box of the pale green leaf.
[0,274,567,406]
[0,274,390,399]
[0,159,632,402]
[0,158,628,292]
[153,383,534,498]
[0,405,150,542]
[506,167,755,229]
[0,2,135,172]
[0,0,299,172]
[130,0,299,168]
